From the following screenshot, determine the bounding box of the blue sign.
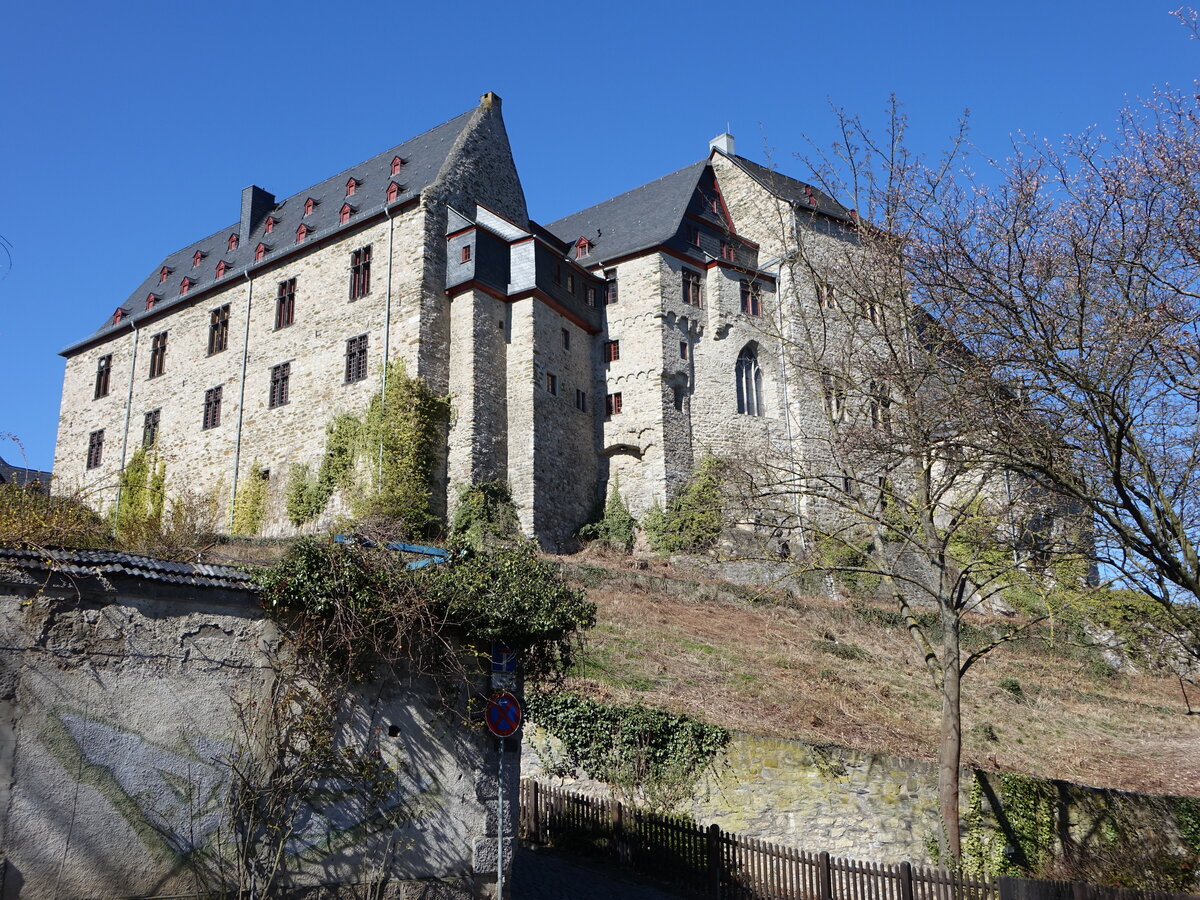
[491,641,516,674]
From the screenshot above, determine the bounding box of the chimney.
[709,133,735,156]
[480,91,502,110]
[240,185,276,246]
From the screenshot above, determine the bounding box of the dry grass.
[561,553,1200,798]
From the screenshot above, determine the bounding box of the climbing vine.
[114,447,166,546]
[449,480,522,550]
[231,464,269,537]
[284,364,451,536]
[525,691,729,812]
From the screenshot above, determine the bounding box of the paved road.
[512,846,690,899]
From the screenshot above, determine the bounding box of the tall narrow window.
[682,269,703,307]
[740,281,762,317]
[276,278,295,329]
[561,328,570,351]
[86,429,104,469]
[720,241,735,261]
[859,297,880,325]
[687,224,700,246]
[255,242,267,262]
[680,341,689,360]
[345,334,368,383]
[604,340,620,362]
[816,281,836,309]
[143,408,160,447]
[159,266,170,284]
[148,332,168,378]
[228,233,239,251]
[215,260,228,279]
[575,389,587,411]
[203,386,222,429]
[736,345,764,416]
[192,250,204,267]
[605,392,622,417]
[546,372,558,395]
[673,385,685,411]
[208,304,230,355]
[146,294,158,310]
[461,245,472,263]
[575,238,591,258]
[94,354,112,399]
[566,273,575,294]
[350,245,372,299]
[269,363,290,408]
[586,285,597,308]
[822,372,846,422]
[605,269,618,304]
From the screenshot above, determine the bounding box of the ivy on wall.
[231,464,269,537]
[644,455,724,555]
[449,480,522,551]
[114,448,166,546]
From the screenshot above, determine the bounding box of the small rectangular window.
[680,341,689,360]
[604,340,620,363]
[859,297,880,325]
[566,273,575,293]
[86,429,104,469]
[546,372,558,395]
[816,281,836,309]
[269,362,290,409]
[687,224,700,247]
[682,270,703,308]
[561,328,570,351]
[345,334,368,383]
[740,281,762,317]
[605,392,622,417]
[208,304,231,355]
[604,269,619,305]
[143,408,160,447]
[94,354,112,399]
[461,245,472,263]
[276,278,296,329]
[350,245,372,300]
[202,386,222,430]
[148,332,168,379]
[673,385,685,412]
[554,264,562,285]
[586,285,597,308]
[575,389,587,412]
[720,241,735,262]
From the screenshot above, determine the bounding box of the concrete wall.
[0,565,513,899]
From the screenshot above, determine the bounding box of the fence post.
[707,823,722,899]
[818,850,833,900]
[529,781,541,843]
[612,798,625,865]
[899,860,914,900]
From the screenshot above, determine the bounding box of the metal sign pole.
[497,740,504,898]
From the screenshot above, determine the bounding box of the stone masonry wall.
[0,566,511,900]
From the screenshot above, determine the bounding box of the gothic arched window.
[736,344,764,416]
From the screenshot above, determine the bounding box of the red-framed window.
[228,233,239,251]
[145,293,158,310]
[159,266,170,284]
[575,237,590,258]
[604,340,620,362]
[350,246,371,299]
[605,269,618,304]
[721,241,735,261]
[179,277,193,296]
[461,245,471,263]
[264,216,276,234]
[346,177,358,196]
[255,242,267,262]
[295,224,309,244]
[387,181,400,203]
[605,392,622,416]
[740,281,762,317]
[687,224,700,247]
[682,269,703,307]
[276,278,296,329]
[215,260,228,279]
[303,197,315,216]
[192,250,204,267]
[340,203,352,225]
[391,156,403,175]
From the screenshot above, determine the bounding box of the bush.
[644,456,724,555]
[450,480,522,550]
[577,476,636,552]
[0,483,110,548]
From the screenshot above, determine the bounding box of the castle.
[54,92,857,548]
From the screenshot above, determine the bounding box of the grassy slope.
[559,552,1200,798]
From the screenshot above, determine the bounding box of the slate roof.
[0,545,257,591]
[0,455,51,489]
[727,155,852,222]
[62,106,480,356]
[545,161,707,264]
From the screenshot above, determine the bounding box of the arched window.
[736,344,764,416]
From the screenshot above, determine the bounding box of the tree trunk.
[938,594,963,864]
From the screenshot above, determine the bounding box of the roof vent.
[240,185,276,247]
[709,133,735,156]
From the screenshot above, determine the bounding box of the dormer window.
[228,233,239,251]
[387,181,400,203]
[303,198,315,216]
[255,242,267,262]
[180,277,193,296]
[113,308,124,324]
[159,266,170,284]
[145,293,158,310]
[340,203,352,225]
[216,260,229,279]
[192,250,205,267]
[391,156,403,175]
[296,223,309,244]
[346,178,358,196]
[575,237,591,259]
[265,216,276,234]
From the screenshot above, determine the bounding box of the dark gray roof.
[0,455,51,489]
[62,107,480,356]
[726,154,851,221]
[545,161,707,264]
[0,545,257,591]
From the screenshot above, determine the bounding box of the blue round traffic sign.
[486,692,522,737]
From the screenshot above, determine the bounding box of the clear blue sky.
[0,0,1194,472]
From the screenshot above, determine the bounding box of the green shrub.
[231,464,269,536]
[577,476,637,552]
[450,480,522,550]
[644,456,724,555]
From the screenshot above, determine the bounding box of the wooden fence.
[519,780,997,900]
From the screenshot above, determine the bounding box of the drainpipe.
[115,320,141,513]
[228,271,254,528]
[379,203,396,485]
